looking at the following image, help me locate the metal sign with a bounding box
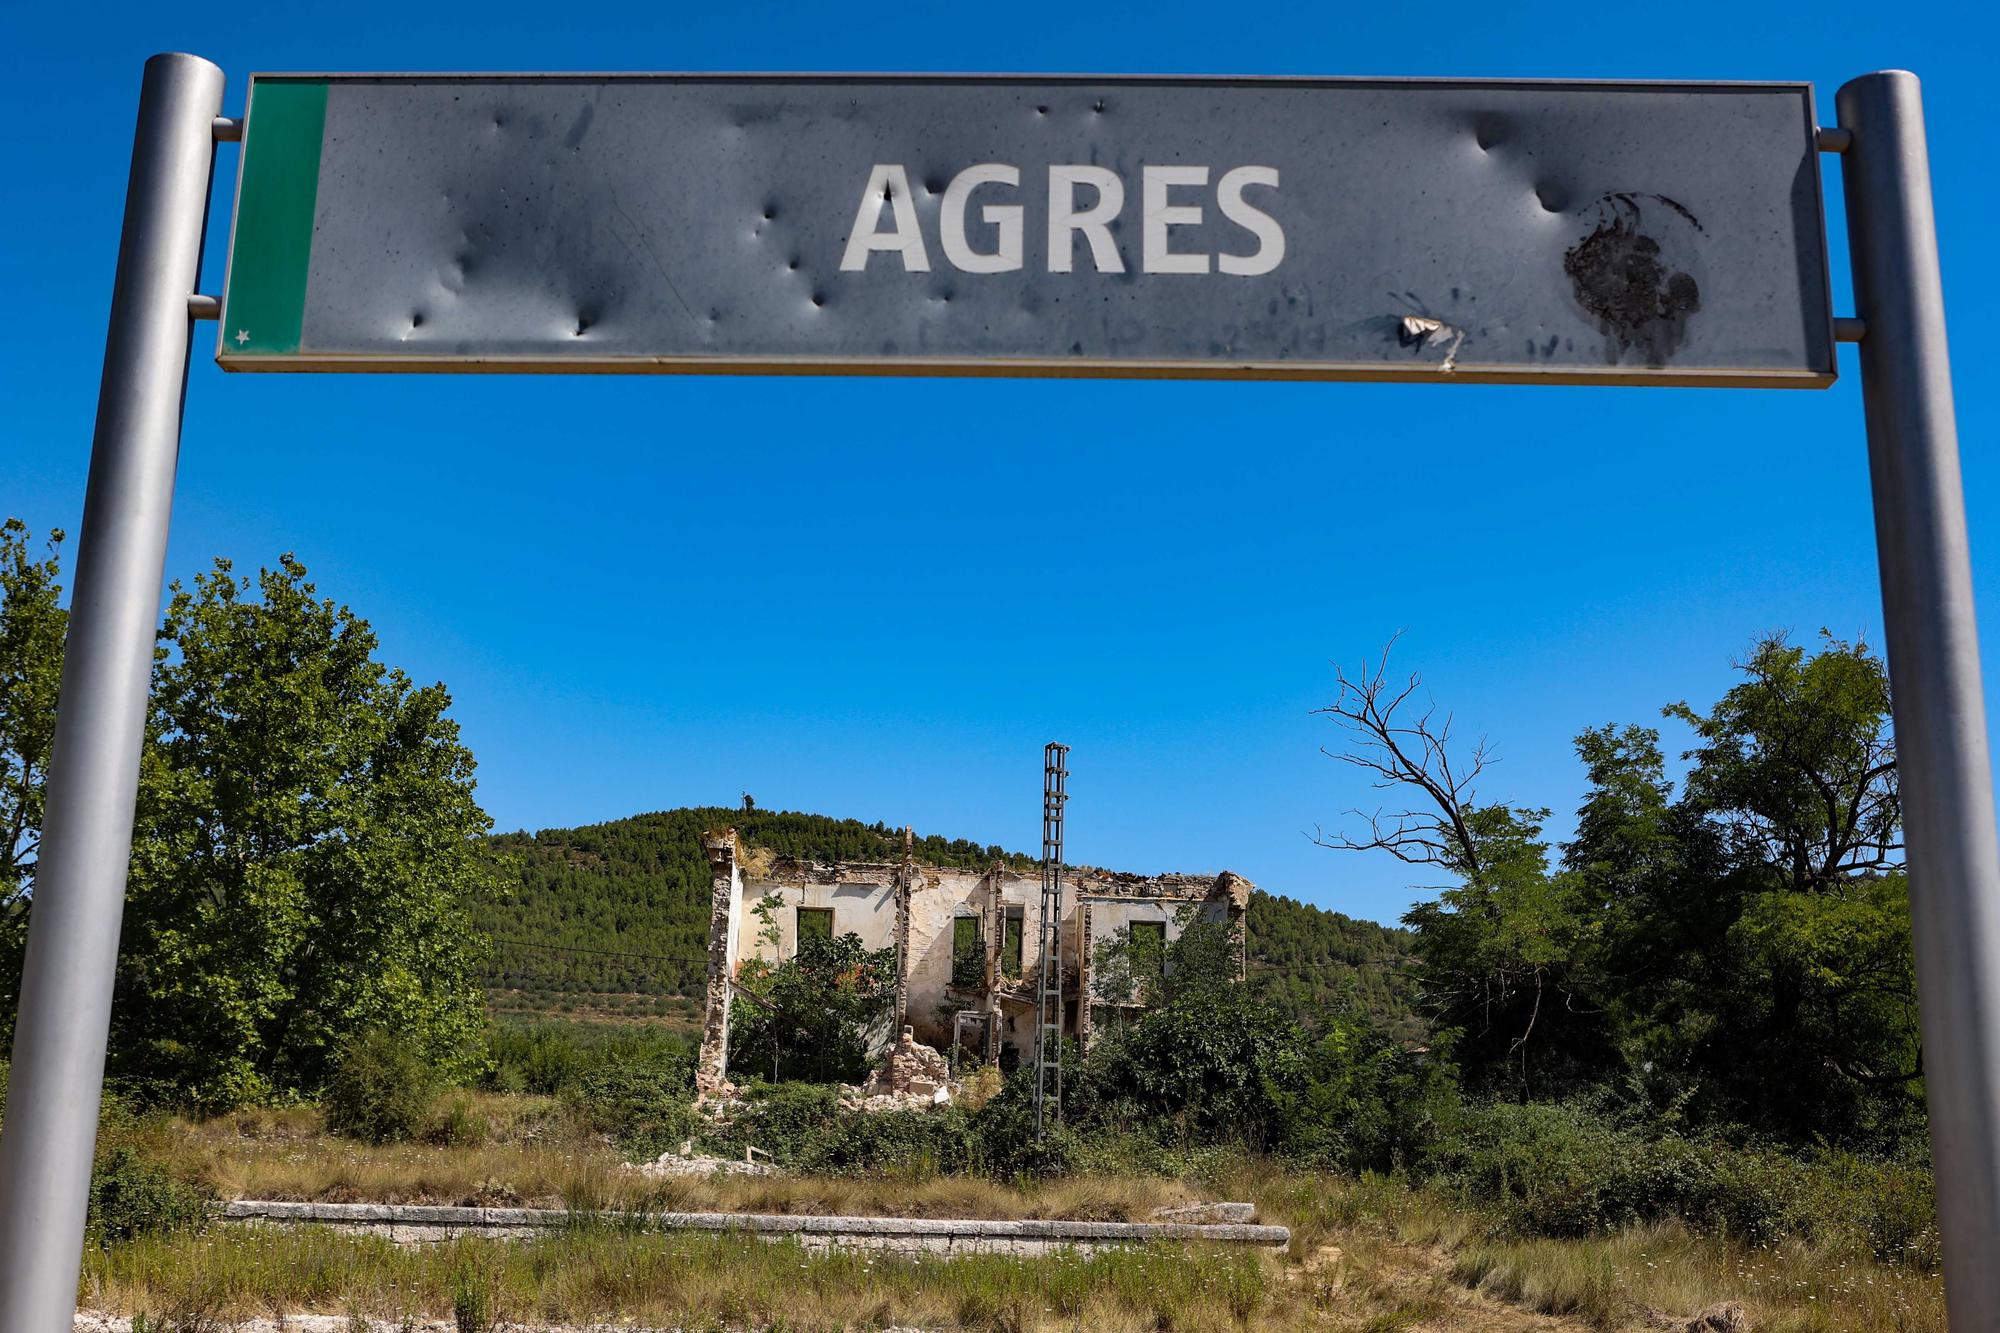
[217,75,1834,385]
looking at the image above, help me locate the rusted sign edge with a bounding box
[216,351,1837,388]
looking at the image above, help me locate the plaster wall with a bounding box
[736,874,901,962]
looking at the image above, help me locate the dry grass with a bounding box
[154,1099,1203,1220]
[1207,1162,1943,1333]
[1452,1222,1946,1332]
[88,1227,1281,1333]
[121,1097,1947,1332]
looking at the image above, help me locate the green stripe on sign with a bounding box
[222,80,328,356]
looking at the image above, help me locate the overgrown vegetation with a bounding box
[323,1029,441,1146]
[85,1160,1947,1332]
[0,515,1951,1327]
[1,528,495,1110]
[483,809,1418,1032]
[727,915,898,1084]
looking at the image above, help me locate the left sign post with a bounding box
[0,53,223,1332]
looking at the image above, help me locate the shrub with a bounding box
[961,1069,1080,1179]
[323,1029,437,1144]
[1431,1100,1706,1236]
[85,1092,210,1245]
[88,1143,208,1244]
[427,1094,490,1147]
[1424,1098,1941,1268]
[699,1080,986,1176]
[799,1106,977,1175]
[727,931,897,1084]
[486,1020,692,1097]
[1266,1021,1459,1173]
[565,1048,695,1158]
[703,1080,842,1163]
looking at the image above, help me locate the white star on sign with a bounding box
[234,329,250,345]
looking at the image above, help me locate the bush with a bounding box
[1424,1098,1941,1268]
[427,1093,490,1147]
[565,1047,695,1158]
[699,1080,987,1176]
[1266,1021,1458,1173]
[727,932,896,1084]
[88,1144,208,1244]
[1428,1100,1727,1237]
[960,1068,1080,1179]
[486,1020,691,1097]
[324,1029,437,1144]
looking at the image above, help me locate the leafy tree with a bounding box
[727,928,896,1084]
[1667,633,1899,895]
[322,1028,438,1144]
[1264,1017,1457,1170]
[1330,633,1921,1146]
[1649,634,1918,1143]
[1400,806,1614,1098]
[0,520,67,1024]
[1083,909,1297,1145]
[115,555,493,1106]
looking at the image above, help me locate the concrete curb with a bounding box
[218,1200,1290,1254]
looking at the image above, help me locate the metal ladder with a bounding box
[1033,742,1069,1139]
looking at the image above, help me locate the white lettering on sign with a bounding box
[1048,165,1125,274]
[941,163,1025,273]
[839,162,1283,275]
[1216,166,1285,276]
[1142,165,1209,274]
[839,164,932,272]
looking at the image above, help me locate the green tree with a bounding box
[1082,907,1304,1146]
[1667,633,1899,895]
[728,929,896,1084]
[0,520,68,1027]
[1651,634,1918,1143]
[115,555,493,1106]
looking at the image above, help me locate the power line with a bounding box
[487,936,710,967]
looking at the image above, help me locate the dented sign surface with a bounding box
[217,75,1835,385]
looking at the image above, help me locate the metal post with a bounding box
[0,52,221,1331]
[1839,69,2000,1330]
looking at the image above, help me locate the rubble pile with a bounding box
[845,1026,956,1112]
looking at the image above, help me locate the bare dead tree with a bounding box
[1311,635,1496,882]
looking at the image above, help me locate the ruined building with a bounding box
[695,828,1252,1095]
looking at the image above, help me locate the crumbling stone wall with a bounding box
[695,829,742,1098]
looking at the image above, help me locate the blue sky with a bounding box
[3,1,1994,929]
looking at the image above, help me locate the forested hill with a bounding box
[1245,892,1424,1043]
[480,808,1420,1037]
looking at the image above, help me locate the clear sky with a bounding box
[2,1,1994,929]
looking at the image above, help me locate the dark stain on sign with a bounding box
[1563,193,1704,366]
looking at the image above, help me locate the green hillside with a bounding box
[480,808,1421,1037]
[1245,891,1424,1042]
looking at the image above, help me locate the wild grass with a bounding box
[1451,1222,1947,1332]
[122,1097,1948,1331]
[87,1225,1278,1333]
[154,1098,1205,1219]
